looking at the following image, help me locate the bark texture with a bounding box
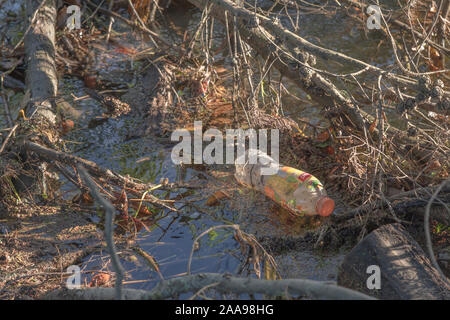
[338,223,450,300]
[24,0,58,123]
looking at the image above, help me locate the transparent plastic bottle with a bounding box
[235,150,334,216]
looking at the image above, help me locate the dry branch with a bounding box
[188,0,369,130]
[78,165,125,300]
[44,272,375,300]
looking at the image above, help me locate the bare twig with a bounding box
[424,179,450,285]
[0,123,18,154]
[77,165,125,300]
[105,0,115,43]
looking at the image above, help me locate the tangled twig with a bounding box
[424,178,450,285]
[77,165,125,300]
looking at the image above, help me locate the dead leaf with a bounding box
[369,119,377,133]
[114,45,137,55]
[215,66,228,74]
[429,46,443,71]
[61,119,74,135]
[325,146,335,155]
[130,202,153,216]
[206,190,231,206]
[83,75,97,89]
[316,130,330,142]
[72,192,93,205]
[89,272,111,287]
[426,159,441,172]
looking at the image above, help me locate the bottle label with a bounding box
[262,166,324,215]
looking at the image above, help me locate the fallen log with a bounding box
[3,0,60,197]
[337,223,450,300]
[43,272,375,300]
[24,0,58,124]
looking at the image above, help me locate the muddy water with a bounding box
[0,1,397,295]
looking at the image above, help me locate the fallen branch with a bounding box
[333,184,450,223]
[85,0,176,52]
[191,0,447,90]
[43,272,375,300]
[424,179,450,285]
[77,165,125,300]
[24,141,150,189]
[23,141,178,212]
[340,0,450,56]
[188,0,369,131]
[0,124,18,154]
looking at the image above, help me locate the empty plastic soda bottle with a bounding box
[235,150,334,216]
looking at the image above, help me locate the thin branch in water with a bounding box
[424,178,450,285]
[0,123,18,154]
[77,165,125,300]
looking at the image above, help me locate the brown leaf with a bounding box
[84,75,97,89]
[206,191,230,206]
[426,159,441,172]
[89,272,111,287]
[129,202,153,216]
[316,130,330,142]
[215,66,228,74]
[369,119,377,133]
[61,119,74,135]
[325,146,335,155]
[77,192,93,205]
[429,46,443,70]
[114,45,137,55]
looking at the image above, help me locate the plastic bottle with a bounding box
[235,150,334,217]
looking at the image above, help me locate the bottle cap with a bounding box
[316,197,335,216]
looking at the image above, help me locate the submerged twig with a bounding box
[0,123,18,154]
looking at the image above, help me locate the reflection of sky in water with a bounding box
[59,84,242,291]
[81,203,241,293]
